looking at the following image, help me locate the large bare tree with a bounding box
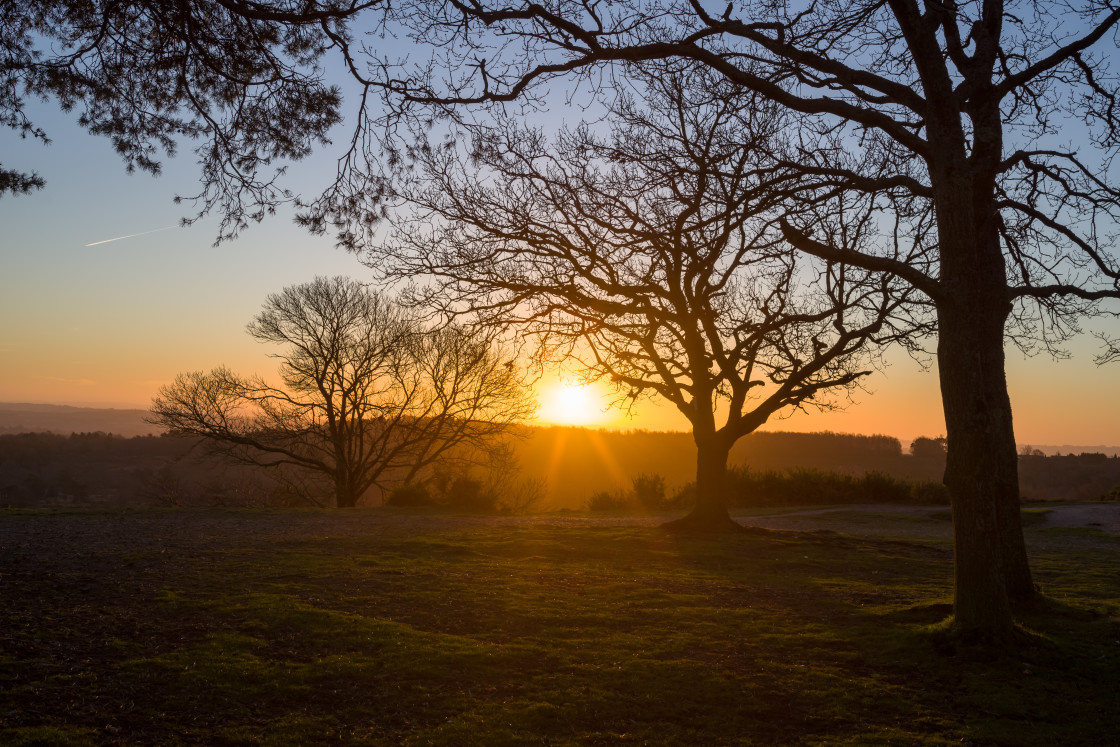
[150,277,534,507]
[377,68,924,528]
[293,0,1120,641]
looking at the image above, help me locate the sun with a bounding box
[538,380,604,426]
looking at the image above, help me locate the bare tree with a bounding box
[285,0,1120,640]
[149,277,535,508]
[376,68,923,529]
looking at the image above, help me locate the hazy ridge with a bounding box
[0,403,159,438]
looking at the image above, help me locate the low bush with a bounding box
[386,483,436,507]
[586,473,686,513]
[669,467,950,509]
[631,473,671,511]
[441,475,498,513]
[392,467,541,514]
[732,467,950,507]
[587,489,633,512]
[908,479,952,505]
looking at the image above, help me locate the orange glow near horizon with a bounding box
[3,344,1120,447]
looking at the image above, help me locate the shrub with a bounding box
[909,480,951,505]
[670,466,951,508]
[587,490,633,512]
[631,473,669,511]
[386,483,435,507]
[585,473,677,513]
[495,477,547,515]
[442,475,498,512]
[670,483,695,509]
[858,471,911,504]
[391,465,531,514]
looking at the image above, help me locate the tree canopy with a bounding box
[2,0,375,231]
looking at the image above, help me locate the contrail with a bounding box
[85,225,178,247]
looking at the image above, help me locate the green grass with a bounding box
[1,509,1117,745]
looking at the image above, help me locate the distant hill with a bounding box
[0,403,160,438]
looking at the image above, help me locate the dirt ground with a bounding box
[735,503,1120,534]
[0,504,1112,612]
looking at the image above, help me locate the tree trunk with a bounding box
[996,479,1036,603]
[334,471,359,508]
[937,302,1020,639]
[936,209,1034,638]
[918,87,1035,640]
[664,434,739,532]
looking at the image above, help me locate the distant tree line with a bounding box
[0,431,537,511]
[0,404,156,438]
[0,432,268,508]
[4,429,1117,510]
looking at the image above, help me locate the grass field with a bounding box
[1,507,1117,745]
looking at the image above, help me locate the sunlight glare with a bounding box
[539,381,604,426]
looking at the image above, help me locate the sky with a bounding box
[2,97,1120,448]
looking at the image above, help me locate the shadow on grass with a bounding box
[1,510,1117,745]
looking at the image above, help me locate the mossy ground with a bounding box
[1,508,1117,745]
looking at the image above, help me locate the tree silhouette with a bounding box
[910,437,948,461]
[294,0,1120,641]
[149,277,534,508]
[377,68,923,529]
[1,1,373,236]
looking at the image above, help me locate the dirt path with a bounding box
[1037,503,1120,534]
[737,504,937,519]
[733,503,1120,535]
